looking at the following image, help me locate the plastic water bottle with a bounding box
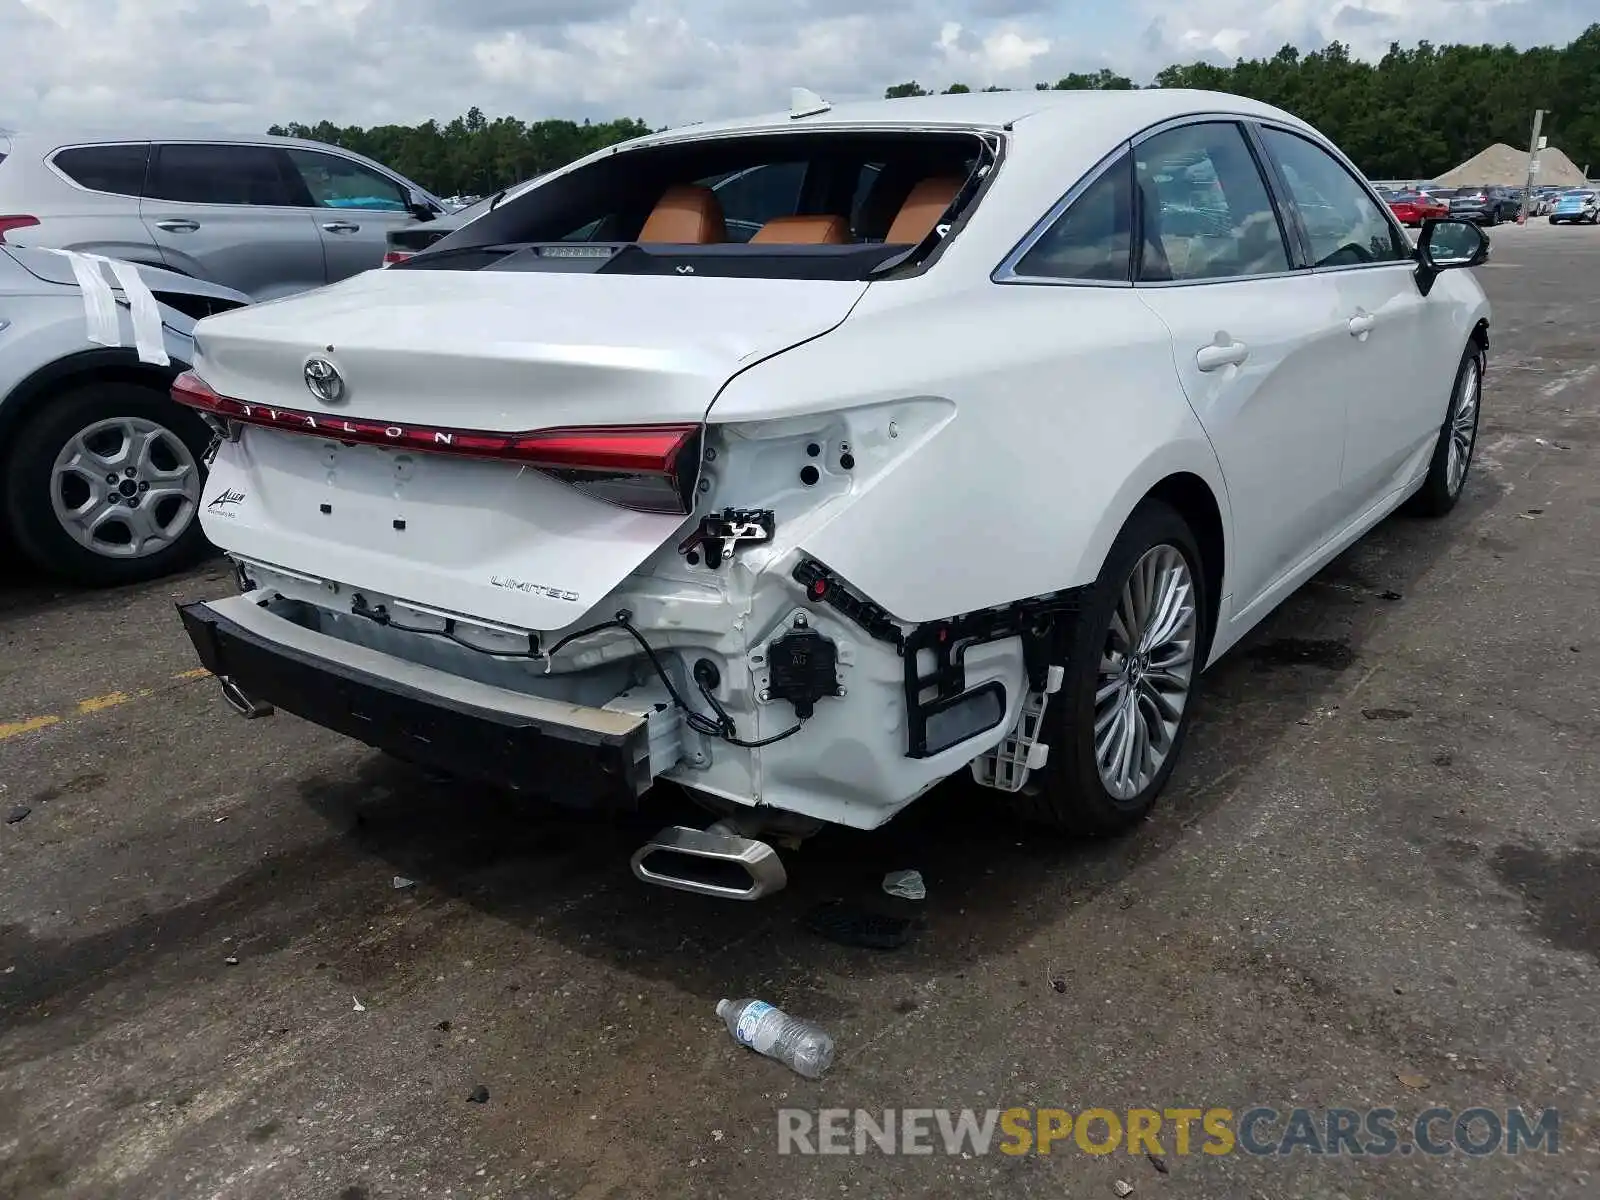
[716,998,835,1079]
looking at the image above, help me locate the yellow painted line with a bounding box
[0,715,62,741]
[77,691,132,715]
[3,672,207,741]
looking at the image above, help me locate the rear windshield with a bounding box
[394,129,996,281]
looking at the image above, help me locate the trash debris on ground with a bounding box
[6,806,31,825]
[803,900,917,950]
[213,815,228,823]
[1377,590,1403,600]
[392,876,416,890]
[467,1085,490,1104]
[1362,707,1413,721]
[352,997,366,1012]
[224,956,239,966]
[1049,975,1068,994]
[1113,1181,1134,1197]
[716,998,835,1079]
[1397,1071,1430,1090]
[434,1020,452,1032]
[882,869,925,900]
[1147,1153,1169,1174]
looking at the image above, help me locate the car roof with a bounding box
[6,128,375,154]
[635,88,1316,145]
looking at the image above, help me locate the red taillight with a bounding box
[171,370,701,514]
[382,250,413,266]
[0,215,40,242]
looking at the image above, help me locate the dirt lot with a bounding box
[2,220,1598,1199]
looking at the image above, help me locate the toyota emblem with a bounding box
[303,357,345,403]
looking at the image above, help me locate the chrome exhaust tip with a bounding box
[218,675,275,720]
[630,823,787,900]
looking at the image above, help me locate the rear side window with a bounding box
[1258,128,1409,267]
[1013,150,1133,282]
[146,143,301,206]
[285,148,409,212]
[699,162,807,242]
[53,144,150,196]
[1134,122,1290,283]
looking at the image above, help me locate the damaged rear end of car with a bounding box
[175,121,1060,900]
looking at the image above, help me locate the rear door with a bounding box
[19,143,162,264]
[281,148,419,282]
[1253,124,1437,511]
[141,142,326,300]
[1129,119,1348,614]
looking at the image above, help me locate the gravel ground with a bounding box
[1,219,1597,1199]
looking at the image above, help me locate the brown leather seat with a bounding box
[884,176,964,245]
[749,214,850,244]
[638,184,728,243]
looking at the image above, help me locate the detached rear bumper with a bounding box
[178,595,657,801]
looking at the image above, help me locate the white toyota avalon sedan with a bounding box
[169,88,1490,899]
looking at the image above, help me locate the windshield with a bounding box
[396,128,996,281]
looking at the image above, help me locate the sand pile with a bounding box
[1435,142,1588,187]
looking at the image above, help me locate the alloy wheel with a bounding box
[1447,356,1481,498]
[49,416,202,559]
[1094,544,1199,800]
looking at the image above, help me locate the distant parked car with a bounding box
[384,178,545,264]
[1443,185,1520,225]
[0,245,250,584]
[1549,189,1599,224]
[0,131,449,300]
[1384,189,1450,226]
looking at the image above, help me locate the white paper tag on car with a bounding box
[100,256,170,367]
[40,248,170,367]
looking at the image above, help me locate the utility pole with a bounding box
[1520,109,1545,223]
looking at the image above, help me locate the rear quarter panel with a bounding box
[710,280,1231,624]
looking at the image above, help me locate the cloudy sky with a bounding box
[2,0,1594,133]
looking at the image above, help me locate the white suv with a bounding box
[170,89,1491,899]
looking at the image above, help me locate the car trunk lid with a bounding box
[186,267,869,630]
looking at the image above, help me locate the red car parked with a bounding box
[1383,189,1450,226]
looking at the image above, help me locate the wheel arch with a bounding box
[0,348,190,465]
[1141,471,1225,650]
[1066,439,1232,639]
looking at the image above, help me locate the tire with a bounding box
[2,381,214,586]
[1011,499,1209,834]
[1405,341,1483,519]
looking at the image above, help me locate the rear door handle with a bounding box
[155,219,199,233]
[1196,339,1249,372]
[1348,312,1377,338]
[322,221,361,233]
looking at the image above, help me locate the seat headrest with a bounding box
[884,176,964,245]
[638,184,727,244]
[749,215,850,244]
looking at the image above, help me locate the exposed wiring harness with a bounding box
[348,596,803,749]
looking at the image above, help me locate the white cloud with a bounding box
[0,0,1592,136]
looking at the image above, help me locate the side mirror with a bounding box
[406,189,437,222]
[1414,217,1488,297]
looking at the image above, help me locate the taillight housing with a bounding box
[0,215,40,242]
[171,370,702,514]
[382,250,413,266]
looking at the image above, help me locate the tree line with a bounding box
[273,24,1600,194]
